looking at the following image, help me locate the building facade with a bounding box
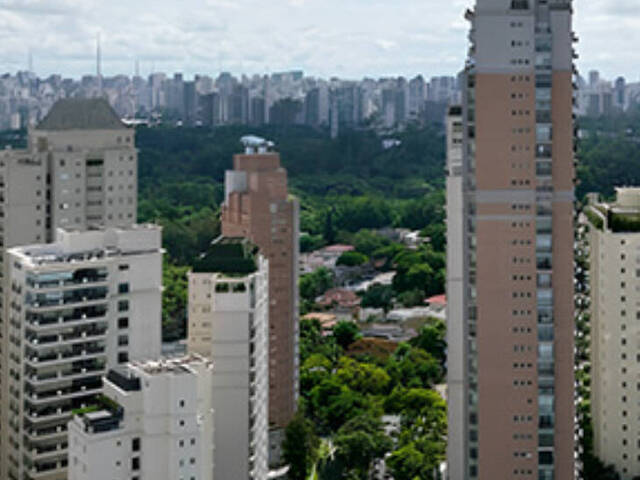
[587,188,640,480]
[447,1,576,478]
[1,226,162,480]
[220,137,299,428]
[68,356,214,480]
[0,98,148,480]
[188,237,269,480]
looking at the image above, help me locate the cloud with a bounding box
[0,0,633,81]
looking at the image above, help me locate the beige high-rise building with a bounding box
[588,188,640,480]
[0,98,158,480]
[221,136,299,428]
[447,1,576,479]
[188,237,269,480]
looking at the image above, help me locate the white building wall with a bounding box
[445,108,468,480]
[188,255,269,480]
[590,211,640,479]
[68,357,214,480]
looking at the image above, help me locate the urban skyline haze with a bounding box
[0,0,635,80]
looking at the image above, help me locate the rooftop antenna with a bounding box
[96,33,103,95]
[28,48,33,73]
[135,58,140,78]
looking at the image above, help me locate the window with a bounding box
[132,438,140,452]
[118,283,130,294]
[118,352,129,364]
[118,335,129,347]
[118,300,129,312]
[118,317,129,329]
[132,457,140,471]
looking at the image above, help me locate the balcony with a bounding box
[25,366,106,387]
[26,270,108,291]
[26,309,108,331]
[27,458,68,480]
[25,383,102,405]
[27,287,108,310]
[24,425,68,442]
[25,346,106,367]
[25,406,73,423]
[26,328,107,349]
[27,442,68,461]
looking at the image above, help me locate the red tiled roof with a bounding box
[425,294,447,306]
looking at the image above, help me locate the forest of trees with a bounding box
[133,124,448,340]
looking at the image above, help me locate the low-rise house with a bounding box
[316,288,361,319]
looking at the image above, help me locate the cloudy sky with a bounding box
[0,0,635,81]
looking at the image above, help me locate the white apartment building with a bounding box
[0,97,137,250]
[0,97,145,480]
[68,355,214,480]
[188,237,269,480]
[2,226,162,480]
[588,188,640,480]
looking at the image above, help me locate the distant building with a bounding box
[68,355,214,480]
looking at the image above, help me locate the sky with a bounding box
[0,0,636,81]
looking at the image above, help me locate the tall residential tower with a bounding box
[221,136,299,428]
[0,98,161,480]
[447,1,576,479]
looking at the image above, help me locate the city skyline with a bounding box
[0,0,635,80]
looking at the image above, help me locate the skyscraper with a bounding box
[221,136,299,429]
[447,1,576,479]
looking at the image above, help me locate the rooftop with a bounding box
[586,188,640,233]
[36,98,126,131]
[9,225,161,267]
[130,354,212,377]
[193,236,259,275]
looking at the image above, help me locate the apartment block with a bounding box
[1,226,162,480]
[587,188,640,480]
[447,1,576,478]
[68,355,214,480]
[188,237,269,480]
[0,97,144,479]
[221,136,299,428]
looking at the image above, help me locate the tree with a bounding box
[336,357,391,395]
[352,229,390,256]
[333,321,361,350]
[308,377,371,434]
[386,443,427,480]
[162,260,189,341]
[361,283,394,311]
[410,319,446,365]
[337,251,369,267]
[334,414,393,479]
[386,344,443,388]
[397,289,425,307]
[282,413,319,480]
[300,233,325,253]
[299,267,334,303]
